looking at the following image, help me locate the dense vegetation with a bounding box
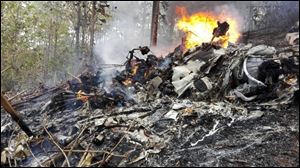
[1,1,110,90]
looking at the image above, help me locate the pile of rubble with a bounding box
[1,22,299,167]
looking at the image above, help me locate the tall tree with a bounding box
[89,1,96,65]
[81,1,87,53]
[75,1,82,58]
[1,1,110,90]
[150,1,159,47]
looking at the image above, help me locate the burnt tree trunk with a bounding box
[150,1,159,47]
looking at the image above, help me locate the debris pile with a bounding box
[1,21,299,167]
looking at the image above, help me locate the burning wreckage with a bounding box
[1,15,299,167]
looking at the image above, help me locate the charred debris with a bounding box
[1,21,299,167]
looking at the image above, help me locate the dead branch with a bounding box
[8,90,27,101]
[77,143,92,167]
[61,126,87,167]
[12,67,92,108]
[41,145,57,167]
[101,124,133,166]
[67,71,82,83]
[42,130,93,167]
[43,126,71,167]
[63,150,125,157]
[1,92,34,137]
[12,86,61,107]
[1,65,12,74]
[25,142,45,167]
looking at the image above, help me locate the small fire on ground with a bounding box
[176,7,240,49]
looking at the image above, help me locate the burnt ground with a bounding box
[1,90,299,167]
[1,30,299,167]
[140,103,299,167]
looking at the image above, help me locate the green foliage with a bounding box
[1,1,110,91]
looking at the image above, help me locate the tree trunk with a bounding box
[89,1,96,65]
[150,1,159,47]
[54,27,58,58]
[54,16,58,58]
[44,19,52,82]
[81,1,87,53]
[75,1,82,58]
[166,3,176,44]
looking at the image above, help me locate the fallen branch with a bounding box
[100,124,133,167]
[43,126,70,167]
[42,131,93,167]
[8,90,27,101]
[12,67,92,108]
[25,142,45,167]
[77,144,92,167]
[12,86,61,107]
[63,150,125,157]
[67,71,82,83]
[61,126,87,167]
[1,92,34,137]
[40,145,57,167]
[1,65,12,74]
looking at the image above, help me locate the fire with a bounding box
[122,64,139,86]
[122,79,132,86]
[176,7,240,49]
[132,64,139,76]
[76,90,89,102]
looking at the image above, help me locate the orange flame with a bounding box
[122,78,132,86]
[76,90,89,102]
[122,64,140,86]
[132,64,139,76]
[176,7,240,49]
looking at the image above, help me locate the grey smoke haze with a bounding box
[93,2,151,91]
[94,1,299,65]
[94,2,244,64]
[94,1,152,65]
[90,1,298,92]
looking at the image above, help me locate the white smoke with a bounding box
[94,1,152,65]
[212,4,246,32]
[94,1,299,65]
